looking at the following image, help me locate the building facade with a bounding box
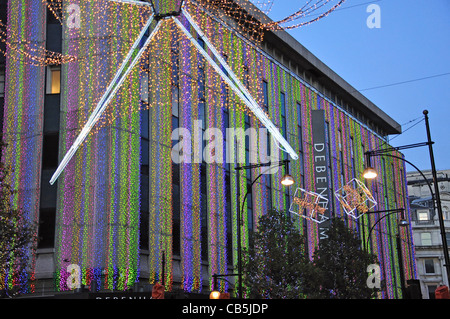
[408,169,450,299]
[0,0,416,298]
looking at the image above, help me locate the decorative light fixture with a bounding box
[334,178,377,220]
[289,187,329,224]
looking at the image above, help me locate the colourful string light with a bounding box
[1,0,416,298]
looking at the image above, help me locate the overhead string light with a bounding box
[1,0,347,66]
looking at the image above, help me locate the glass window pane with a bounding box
[46,66,61,94]
[0,68,4,97]
[424,259,435,273]
[421,232,432,245]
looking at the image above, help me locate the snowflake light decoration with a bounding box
[334,178,377,219]
[289,187,329,224]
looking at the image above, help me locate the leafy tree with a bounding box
[310,217,378,299]
[242,209,313,298]
[0,139,37,296]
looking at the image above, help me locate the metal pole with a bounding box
[236,166,243,298]
[234,161,289,298]
[423,110,450,285]
[365,209,404,253]
[396,233,407,298]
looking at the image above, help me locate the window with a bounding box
[38,208,56,248]
[46,66,61,94]
[350,136,356,179]
[0,67,4,98]
[262,80,269,111]
[171,52,181,254]
[421,232,432,246]
[42,134,59,169]
[141,72,149,104]
[424,259,435,274]
[140,108,150,250]
[443,206,449,220]
[200,161,208,261]
[428,285,437,299]
[243,65,249,89]
[280,91,287,160]
[338,129,344,186]
[417,209,429,221]
[296,102,304,187]
[140,109,149,176]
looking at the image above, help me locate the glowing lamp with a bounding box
[209,290,221,299]
[363,167,378,180]
[281,174,295,186]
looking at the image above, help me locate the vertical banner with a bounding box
[311,110,331,241]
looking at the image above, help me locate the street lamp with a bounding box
[363,110,450,285]
[209,273,237,299]
[365,208,409,298]
[362,166,378,180]
[280,173,295,186]
[365,208,408,252]
[234,159,294,298]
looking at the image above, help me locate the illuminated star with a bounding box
[50,0,301,184]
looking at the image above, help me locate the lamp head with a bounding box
[363,167,378,180]
[281,174,295,186]
[398,219,409,227]
[209,290,221,299]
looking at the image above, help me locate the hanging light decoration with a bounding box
[1,0,378,295]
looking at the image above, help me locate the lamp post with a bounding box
[363,110,450,285]
[364,208,409,298]
[234,159,294,298]
[364,208,407,251]
[209,273,239,299]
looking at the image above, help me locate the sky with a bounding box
[261,0,450,172]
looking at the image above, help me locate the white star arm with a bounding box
[105,0,153,7]
[50,15,160,185]
[176,10,299,160]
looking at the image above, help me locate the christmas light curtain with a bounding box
[1,0,45,294]
[54,0,144,291]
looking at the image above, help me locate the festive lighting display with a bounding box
[1,0,416,299]
[289,187,328,224]
[51,0,147,291]
[335,178,377,219]
[0,0,47,294]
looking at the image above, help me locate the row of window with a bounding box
[419,232,450,247]
[414,208,450,221]
[0,67,4,98]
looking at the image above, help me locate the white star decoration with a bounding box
[49,0,300,184]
